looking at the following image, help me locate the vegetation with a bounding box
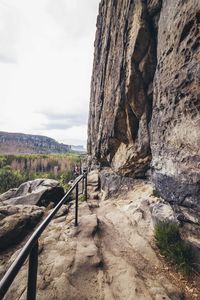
[152,189,161,198]
[0,153,83,194]
[79,194,87,202]
[155,222,192,276]
[0,166,24,193]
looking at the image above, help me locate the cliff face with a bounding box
[88,0,200,206]
[151,0,200,208]
[88,0,161,177]
[0,131,71,154]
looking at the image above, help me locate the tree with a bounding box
[0,166,24,194]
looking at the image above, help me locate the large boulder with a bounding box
[0,179,65,207]
[0,205,44,251]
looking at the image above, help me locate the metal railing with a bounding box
[0,172,87,300]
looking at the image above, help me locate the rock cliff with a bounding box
[151,0,200,208]
[0,131,71,154]
[88,0,200,207]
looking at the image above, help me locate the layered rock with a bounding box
[0,179,65,251]
[0,205,44,251]
[88,0,200,207]
[0,179,65,207]
[88,0,161,177]
[151,0,200,208]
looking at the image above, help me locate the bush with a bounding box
[155,222,192,275]
[0,156,7,168]
[152,189,161,198]
[59,173,73,192]
[79,195,87,202]
[0,166,24,193]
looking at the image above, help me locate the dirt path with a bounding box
[90,187,184,300]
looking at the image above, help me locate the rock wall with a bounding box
[88,0,200,207]
[151,0,200,208]
[88,0,162,177]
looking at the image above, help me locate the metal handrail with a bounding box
[0,172,87,300]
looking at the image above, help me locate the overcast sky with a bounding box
[0,0,100,147]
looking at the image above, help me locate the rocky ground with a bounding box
[1,171,200,300]
[0,179,65,252]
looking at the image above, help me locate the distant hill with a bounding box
[0,131,71,154]
[71,145,86,153]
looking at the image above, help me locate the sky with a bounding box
[0,0,100,147]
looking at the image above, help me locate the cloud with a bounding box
[46,0,99,39]
[40,111,87,130]
[0,1,99,146]
[0,1,20,63]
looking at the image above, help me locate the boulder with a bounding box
[87,170,99,189]
[0,205,44,251]
[150,201,179,225]
[0,179,65,207]
[176,206,200,225]
[87,170,100,199]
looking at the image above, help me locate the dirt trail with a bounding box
[89,184,184,300]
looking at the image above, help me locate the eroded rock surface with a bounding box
[88,0,200,206]
[0,179,64,207]
[88,0,161,177]
[0,179,64,251]
[0,205,44,251]
[151,0,200,207]
[150,202,179,226]
[1,181,187,300]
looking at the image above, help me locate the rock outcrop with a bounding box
[88,0,200,207]
[0,179,65,207]
[0,179,64,251]
[0,205,44,251]
[1,180,191,300]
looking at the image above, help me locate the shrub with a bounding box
[59,173,73,192]
[79,195,87,202]
[152,189,161,198]
[155,222,192,275]
[0,156,7,168]
[0,166,24,193]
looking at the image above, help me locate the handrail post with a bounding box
[84,173,87,201]
[75,183,79,226]
[27,241,39,300]
[82,176,84,194]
